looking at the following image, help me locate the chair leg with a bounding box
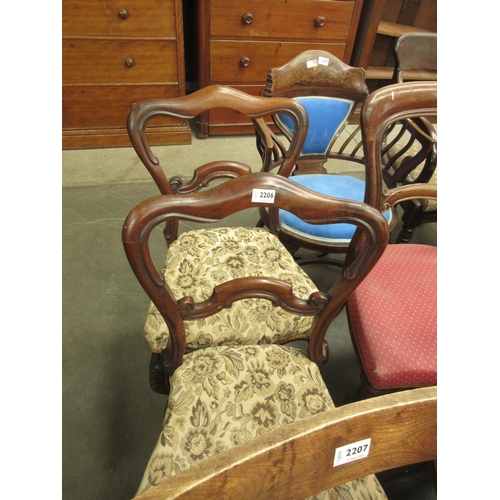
[395,224,415,244]
[149,352,170,395]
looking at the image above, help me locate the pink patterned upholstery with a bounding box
[347,244,436,390]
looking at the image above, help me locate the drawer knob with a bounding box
[241,12,253,25]
[240,57,251,68]
[118,9,128,20]
[125,58,134,68]
[315,16,326,27]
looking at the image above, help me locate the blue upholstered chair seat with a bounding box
[280,175,392,243]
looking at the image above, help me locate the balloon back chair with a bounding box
[127,84,307,245]
[383,33,437,243]
[122,170,388,394]
[127,85,319,393]
[123,172,392,498]
[346,81,438,398]
[255,50,395,261]
[131,386,436,499]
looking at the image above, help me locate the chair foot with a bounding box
[395,226,414,244]
[149,352,170,395]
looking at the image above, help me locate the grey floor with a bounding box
[62,130,437,500]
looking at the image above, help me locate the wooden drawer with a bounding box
[63,84,183,130]
[209,40,346,83]
[62,39,179,84]
[62,0,176,37]
[210,0,355,41]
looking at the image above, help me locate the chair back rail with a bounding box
[133,386,437,500]
[127,85,309,195]
[361,81,438,210]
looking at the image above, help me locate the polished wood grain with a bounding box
[208,41,347,84]
[209,0,356,41]
[132,387,436,500]
[62,0,177,37]
[196,0,365,136]
[62,0,189,149]
[62,39,179,84]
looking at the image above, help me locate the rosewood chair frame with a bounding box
[255,50,399,261]
[123,173,388,390]
[387,33,437,243]
[127,85,309,244]
[347,81,438,398]
[258,49,369,176]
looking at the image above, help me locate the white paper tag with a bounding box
[252,189,276,203]
[318,56,329,66]
[306,59,318,68]
[333,438,371,467]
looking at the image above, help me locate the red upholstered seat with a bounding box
[347,244,436,391]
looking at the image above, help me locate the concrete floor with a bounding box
[62,129,437,500]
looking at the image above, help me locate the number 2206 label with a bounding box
[333,438,371,467]
[252,189,275,203]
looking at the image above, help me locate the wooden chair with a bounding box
[127,84,308,244]
[385,33,438,243]
[123,173,388,394]
[122,172,393,498]
[258,49,369,176]
[392,33,437,84]
[346,81,438,398]
[255,50,395,260]
[132,386,437,499]
[126,86,316,393]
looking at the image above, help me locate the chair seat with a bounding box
[135,344,387,500]
[280,175,392,243]
[144,227,320,352]
[347,244,437,390]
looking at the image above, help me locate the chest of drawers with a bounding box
[62,0,190,149]
[196,0,365,136]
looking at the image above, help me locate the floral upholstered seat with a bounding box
[134,344,387,500]
[144,227,320,352]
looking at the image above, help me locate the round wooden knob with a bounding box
[240,57,251,68]
[315,16,326,27]
[125,58,134,68]
[242,12,253,25]
[118,9,128,20]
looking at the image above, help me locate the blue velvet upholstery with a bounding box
[277,97,353,155]
[280,175,392,242]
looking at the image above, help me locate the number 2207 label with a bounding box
[252,189,275,203]
[333,438,371,467]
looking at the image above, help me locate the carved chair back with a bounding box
[386,33,437,243]
[127,85,309,243]
[260,49,369,176]
[123,173,388,375]
[346,81,438,397]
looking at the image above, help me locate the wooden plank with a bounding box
[366,66,437,80]
[377,20,433,37]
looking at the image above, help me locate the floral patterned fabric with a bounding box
[144,227,320,352]
[135,345,387,500]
